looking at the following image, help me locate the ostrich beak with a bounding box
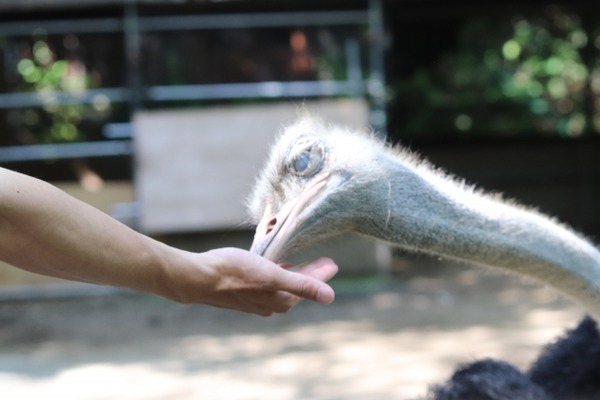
[250,173,329,262]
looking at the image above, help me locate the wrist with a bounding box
[151,244,217,304]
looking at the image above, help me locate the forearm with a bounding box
[0,168,337,315]
[0,168,173,294]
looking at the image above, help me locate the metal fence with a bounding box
[0,0,386,163]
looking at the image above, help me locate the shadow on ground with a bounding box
[0,258,585,400]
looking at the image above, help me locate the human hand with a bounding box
[160,247,338,316]
[0,168,336,315]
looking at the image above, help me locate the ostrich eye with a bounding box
[293,150,311,173]
[286,137,326,177]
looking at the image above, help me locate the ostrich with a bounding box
[247,113,600,399]
[428,316,600,400]
[248,113,600,317]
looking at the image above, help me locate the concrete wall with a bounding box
[134,99,370,233]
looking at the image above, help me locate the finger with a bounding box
[205,291,291,317]
[272,272,336,305]
[277,258,338,304]
[294,257,339,282]
[224,249,338,305]
[264,291,301,313]
[241,291,302,316]
[203,297,274,317]
[285,257,333,273]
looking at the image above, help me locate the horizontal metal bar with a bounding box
[0,80,365,109]
[0,88,129,109]
[0,140,132,162]
[103,122,133,139]
[0,17,123,36]
[0,10,367,37]
[138,11,368,32]
[112,201,142,220]
[147,80,366,101]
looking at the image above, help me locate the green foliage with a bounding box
[14,38,107,144]
[391,9,593,139]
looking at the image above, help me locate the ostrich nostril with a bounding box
[266,218,277,235]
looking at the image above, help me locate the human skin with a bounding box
[0,167,337,316]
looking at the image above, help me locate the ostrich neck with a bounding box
[368,156,600,317]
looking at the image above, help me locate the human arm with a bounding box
[0,167,337,315]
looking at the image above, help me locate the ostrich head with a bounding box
[248,113,600,320]
[248,113,405,262]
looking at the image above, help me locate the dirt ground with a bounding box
[0,258,586,400]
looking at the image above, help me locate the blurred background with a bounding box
[0,0,598,399]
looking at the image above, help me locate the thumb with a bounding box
[276,258,338,304]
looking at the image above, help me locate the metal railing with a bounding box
[0,1,386,162]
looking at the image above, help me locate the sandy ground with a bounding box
[0,259,586,400]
